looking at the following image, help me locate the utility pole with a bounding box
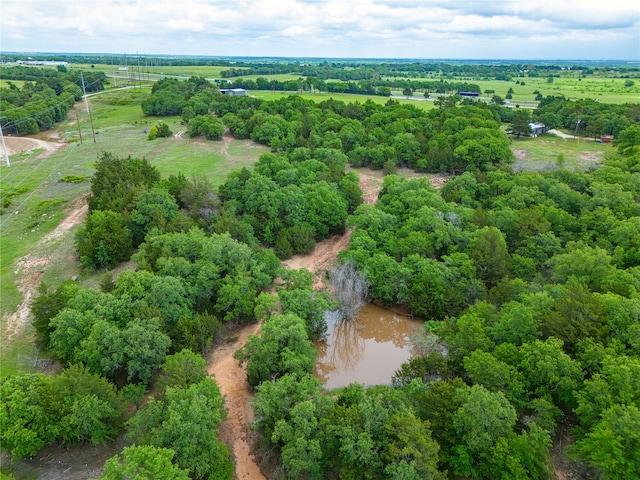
[112,60,117,87]
[0,122,10,167]
[80,71,96,143]
[75,109,83,144]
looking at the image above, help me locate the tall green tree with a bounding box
[0,374,56,458]
[234,313,316,387]
[468,226,511,288]
[510,110,532,138]
[571,404,640,480]
[127,379,232,480]
[100,446,190,480]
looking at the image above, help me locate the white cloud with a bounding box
[1,0,638,59]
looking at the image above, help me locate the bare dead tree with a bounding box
[19,346,55,373]
[329,261,368,321]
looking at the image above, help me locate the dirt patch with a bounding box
[3,136,64,158]
[355,169,383,206]
[1,437,128,480]
[42,195,89,244]
[579,151,603,163]
[429,175,450,189]
[283,232,352,289]
[512,149,530,161]
[548,129,575,140]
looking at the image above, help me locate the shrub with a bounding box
[148,125,158,140]
[156,122,173,138]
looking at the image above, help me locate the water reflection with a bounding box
[314,304,424,389]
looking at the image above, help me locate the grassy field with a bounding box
[225,73,303,82]
[70,63,251,82]
[510,132,612,172]
[251,90,436,110]
[474,76,639,105]
[394,74,640,106]
[0,78,26,89]
[0,88,269,378]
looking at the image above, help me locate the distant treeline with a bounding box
[3,54,638,77]
[536,95,640,138]
[220,61,640,81]
[229,76,481,95]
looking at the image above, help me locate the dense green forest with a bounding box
[1,68,640,479]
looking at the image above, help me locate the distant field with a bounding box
[68,63,244,85]
[148,65,247,78]
[251,90,436,110]
[477,76,639,105]
[225,73,302,82]
[0,78,26,89]
[394,74,640,105]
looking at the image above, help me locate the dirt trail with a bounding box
[3,195,89,341]
[3,136,64,157]
[207,322,264,480]
[283,169,383,286]
[220,128,233,159]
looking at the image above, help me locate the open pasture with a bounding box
[385,71,639,106]
[0,78,26,89]
[510,131,611,172]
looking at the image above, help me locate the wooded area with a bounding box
[1,60,639,479]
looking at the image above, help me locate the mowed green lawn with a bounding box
[0,88,268,377]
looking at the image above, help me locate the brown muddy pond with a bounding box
[314,304,424,389]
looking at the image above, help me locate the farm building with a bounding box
[220,88,247,96]
[529,122,547,135]
[16,60,68,67]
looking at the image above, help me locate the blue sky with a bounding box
[2,0,639,60]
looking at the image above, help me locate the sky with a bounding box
[1,0,639,60]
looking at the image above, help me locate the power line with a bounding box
[0,76,102,117]
[1,78,103,132]
[0,138,80,231]
[0,123,9,167]
[80,71,97,143]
